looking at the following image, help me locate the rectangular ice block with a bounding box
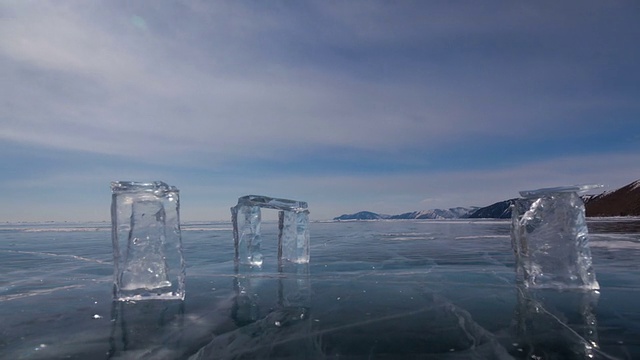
[511,185,600,290]
[111,181,185,301]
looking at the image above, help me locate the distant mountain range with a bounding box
[334,178,640,220]
[334,207,478,221]
[333,206,478,220]
[467,199,517,219]
[334,211,387,220]
[389,207,479,220]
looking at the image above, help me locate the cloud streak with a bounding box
[1,1,639,221]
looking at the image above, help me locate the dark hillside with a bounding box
[586,180,640,217]
[467,199,517,219]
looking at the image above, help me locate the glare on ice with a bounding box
[111,181,185,301]
[231,195,310,266]
[511,185,601,290]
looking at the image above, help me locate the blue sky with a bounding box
[1,1,639,221]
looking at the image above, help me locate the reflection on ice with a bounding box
[193,291,515,359]
[232,262,311,328]
[188,259,517,359]
[512,285,601,359]
[190,262,313,359]
[109,300,186,359]
[189,306,317,359]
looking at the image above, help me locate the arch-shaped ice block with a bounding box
[231,195,310,266]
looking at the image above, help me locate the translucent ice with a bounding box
[513,285,600,358]
[511,185,601,290]
[232,263,311,327]
[279,210,310,264]
[111,181,185,301]
[231,195,310,266]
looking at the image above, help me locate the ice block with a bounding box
[511,185,601,290]
[231,195,310,266]
[111,181,185,301]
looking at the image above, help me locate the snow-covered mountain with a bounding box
[389,207,478,220]
[585,179,640,217]
[333,179,640,221]
[467,178,640,218]
[333,211,390,220]
[467,199,517,219]
[333,207,477,221]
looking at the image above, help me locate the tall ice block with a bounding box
[511,185,601,290]
[111,181,185,301]
[231,195,310,266]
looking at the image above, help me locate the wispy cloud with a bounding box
[1,1,639,221]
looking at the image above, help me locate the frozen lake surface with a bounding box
[1,219,639,359]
